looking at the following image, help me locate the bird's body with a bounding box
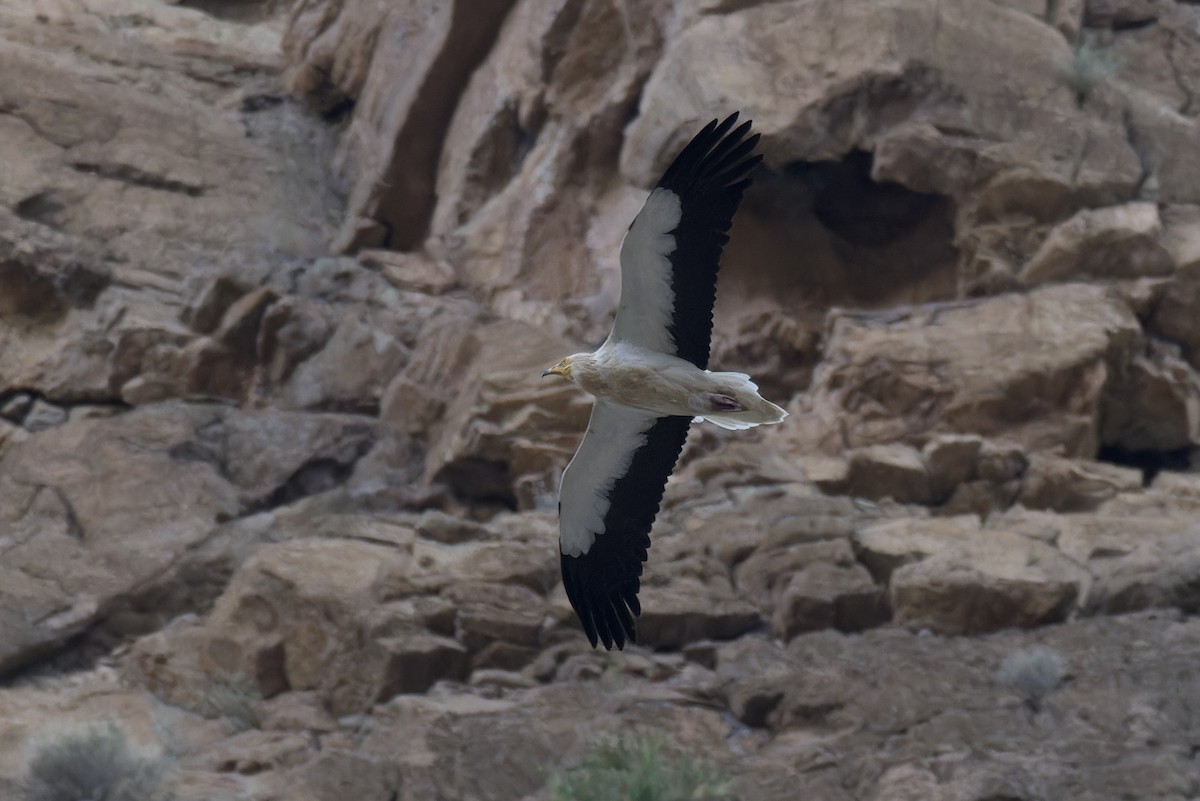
[561,342,786,431]
[544,113,784,649]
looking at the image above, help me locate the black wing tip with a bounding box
[660,111,762,194]
[561,552,639,651]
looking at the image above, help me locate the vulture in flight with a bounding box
[543,113,786,649]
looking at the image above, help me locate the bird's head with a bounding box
[542,356,574,380]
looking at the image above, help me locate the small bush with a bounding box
[189,673,262,730]
[550,735,730,801]
[996,646,1069,713]
[22,723,170,801]
[1062,39,1118,105]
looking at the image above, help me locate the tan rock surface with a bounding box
[1020,202,1174,284]
[804,284,1142,456]
[0,404,240,675]
[4,0,1200,799]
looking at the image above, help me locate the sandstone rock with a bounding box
[770,560,887,639]
[20,611,1200,801]
[2,0,332,266]
[802,455,852,494]
[888,532,1087,634]
[806,284,1142,456]
[870,765,943,801]
[0,404,240,676]
[218,409,378,505]
[626,0,1139,213]
[427,0,668,341]
[0,211,110,326]
[281,752,402,801]
[275,312,409,412]
[358,249,457,294]
[715,635,852,731]
[1123,91,1200,206]
[735,538,885,639]
[676,478,860,575]
[256,296,337,392]
[22,399,68,432]
[1161,205,1200,271]
[380,303,489,439]
[444,582,546,660]
[132,537,414,715]
[1084,0,1166,30]
[427,0,581,238]
[264,259,485,414]
[922,434,983,501]
[1020,202,1174,285]
[841,444,935,505]
[183,275,254,336]
[0,670,212,792]
[1149,276,1200,370]
[0,0,337,411]
[414,510,491,544]
[124,511,556,715]
[1056,515,1200,615]
[1102,340,1200,452]
[854,515,1091,633]
[853,517,985,582]
[9,0,1200,798]
[285,0,518,251]
[416,319,590,509]
[199,729,312,775]
[1018,453,1144,512]
[635,582,763,650]
[714,637,798,728]
[374,633,469,698]
[255,691,338,733]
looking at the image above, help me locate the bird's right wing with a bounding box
[558,400,692,649]
[610,113,762,370]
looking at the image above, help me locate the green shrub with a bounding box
[996,645,1068,713]
[188,673,262,730]
[1062,39,1118,105]
[22,723,171,801]
[550,735,730,801]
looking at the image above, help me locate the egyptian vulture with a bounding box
[542,113,787,650]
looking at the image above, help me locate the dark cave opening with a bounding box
[711,148,960,398]
[1097,444,1196,486]
[730,148,960,308]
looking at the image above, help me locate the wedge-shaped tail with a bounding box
[692,371,788,430]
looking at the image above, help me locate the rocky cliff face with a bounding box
[2,0,1200,799]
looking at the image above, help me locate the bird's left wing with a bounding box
[559,400,692,649]
[610,113,762,369]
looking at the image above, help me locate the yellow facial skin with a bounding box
[542,357,573,379]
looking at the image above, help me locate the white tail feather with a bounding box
[695,371,788,430]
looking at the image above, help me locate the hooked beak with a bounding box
[543,362,568,379]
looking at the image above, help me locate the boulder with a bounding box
[1056,515,1200,614]
[409,319,591,509]
[625,0,1139,213]
[1103,340,1200,452]
[0,404,240,676]
[1020,202,1174,285]
[1018,453,1143,512]
[854,517,1090,634]
[922,434,984,501]
[889,541,1086,634]
[125,537,433,715]
[805,284,1142,456]
[635,582,763,649]
[841,444,935,505]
